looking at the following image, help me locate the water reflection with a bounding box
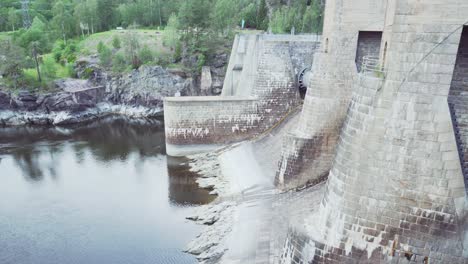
[0,116,214,264]
[167,156,216,206]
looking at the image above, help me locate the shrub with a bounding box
[112,53,127,73]
[41,56,57,80]
[173,42,182,62]
[139,45,153,64]
[112,36,121,49]
[52,40,66,62]
[98,44,112,67]
[63,42,77,63]
[97,41,105,54]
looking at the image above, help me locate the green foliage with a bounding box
[82,67,94,79]
[239,3,257,28]
[0,0,324,86]
[8,8,20,31]
[0,40,25,89]
[52,39,78,64]
[97,41,105,54]
[52,0,76,43]
[173,42,182,62]
[197,53,206,72]
[15,17,50,52]
[112,53,127,73]
[98,43,112,67]
[257,0,269,31]
[212,0,238,34]
[178,0,211,35]
[301,0,324,33]
[162,13,180,50]
[270,6,303,34]
[41,56,57,80]
[123,27,141,69]
[139,45,153,64]
[112,36,121,49]
[52,40,66,62]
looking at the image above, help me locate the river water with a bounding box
[0,117,215,264]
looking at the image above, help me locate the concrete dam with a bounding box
[164,0,468,263]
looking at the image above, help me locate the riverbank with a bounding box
[0,102,163,126]
[0,65,188,126]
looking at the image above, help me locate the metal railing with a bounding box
[360,56,386,78]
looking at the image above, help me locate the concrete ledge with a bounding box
[165,96,257,102]
[164,97,263,146]
[166,143,226,157]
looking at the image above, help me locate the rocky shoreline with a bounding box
[0,65,192,126]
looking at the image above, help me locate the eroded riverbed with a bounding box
[0,117,215,264]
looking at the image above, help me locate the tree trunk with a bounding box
[158,0,162,27]
[32,45,42,83]
[61,22,67,44]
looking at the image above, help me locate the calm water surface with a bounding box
[0,117,215,264]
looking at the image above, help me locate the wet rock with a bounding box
[0,91,15,110]
[186,215,199,221]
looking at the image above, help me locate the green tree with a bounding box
[112,53,126,72]
[139,45,153,64]
[257,0,269,30]
[41,56,57,80]
[8,8,20,31]
[15,17,50,82]
[98,43,112,66]
[97,41,105,54]
[212,0,238,34]
[112,36,121,49]
[0,40,25,89]
[162,13,180,50]
[52,0,75,44]
[123,26,141,69]
[74,0,98,37]
[239,3,257,28]
[32,0,54,21]
[97,0,117,31]
[270,6,302,34]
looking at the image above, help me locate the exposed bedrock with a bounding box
[0,65,187,126]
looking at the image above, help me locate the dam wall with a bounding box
[164,34,320,156]
[276,0,387,189]
[164,96,259,155]
[281,0,468,262]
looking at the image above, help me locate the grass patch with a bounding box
[78,29,170,57]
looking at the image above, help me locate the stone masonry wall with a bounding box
[164,97,259,146]
[305,1,468,262]
[164,35,320,156]
[276,0,387,190]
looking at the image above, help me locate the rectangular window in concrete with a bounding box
[355,31,383,72]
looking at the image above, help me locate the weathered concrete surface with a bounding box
[276,0,387,190]
[164,96,260,156]
[164,34,319,156]
[183,110,302,263]
[185,1,468,264]
[278,0,468,263]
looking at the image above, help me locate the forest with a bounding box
[0,0,324,90]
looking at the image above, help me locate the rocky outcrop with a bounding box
[104,65,193,105]
[0,65,190,126]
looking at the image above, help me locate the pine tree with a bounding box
[257,0,269,31]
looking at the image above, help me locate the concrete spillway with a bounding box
[164,34,320,157]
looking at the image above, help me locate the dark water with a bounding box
[0,117,215,264]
